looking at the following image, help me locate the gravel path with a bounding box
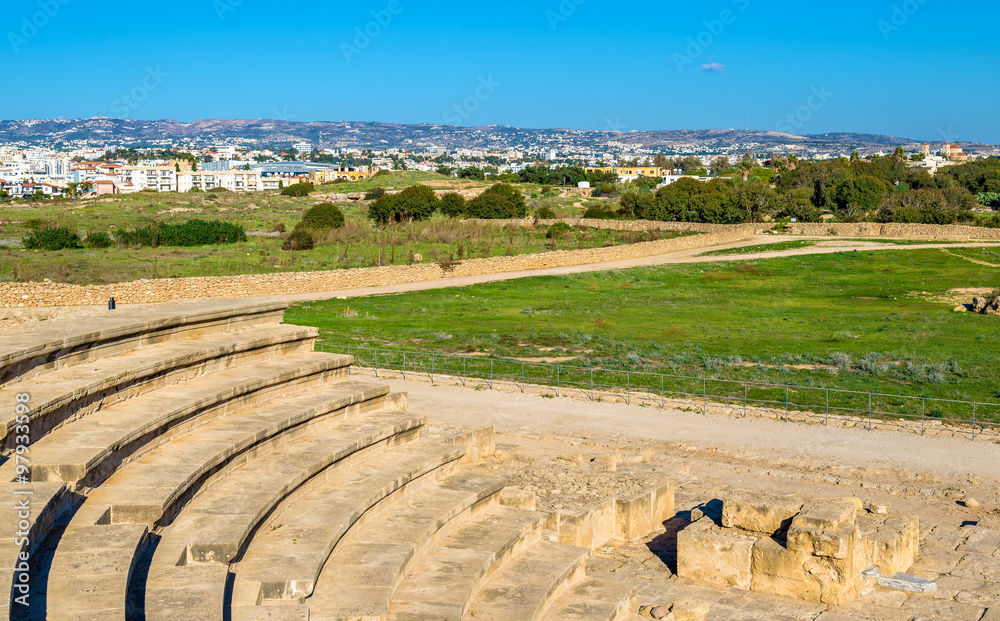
[390,375,1000,483]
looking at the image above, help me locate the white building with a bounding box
[117,166,178,193]
[293,142,313,153]
[177,170,261,193]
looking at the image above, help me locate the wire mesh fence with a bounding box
[317,344,1000,441]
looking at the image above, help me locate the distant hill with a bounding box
[1,117,996,155]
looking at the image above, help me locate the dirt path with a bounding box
[939,247,1000,267]
[388,375,1000,484]
[281,237,1000,303]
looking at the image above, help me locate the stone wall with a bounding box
[790,222,1000,240]
[472,218,759,234]
[0,226,756,308]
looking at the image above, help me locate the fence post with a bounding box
[825,389,829,426]
[661,374,665,409]
[627,372,630,405]
[490,360,493,390]
[521,362,525,394]
[557,366,561,397]
[374,348,379,378]
[402,352,406,380]
[462,357,466,388]
[921,398,925,436]
[591,368,595,401]
[973,403,977,441]
[430,354,435,384]
[868,393,872,431]
[743,382,747,418]
[703,378,707,414]
[785,386,789,421]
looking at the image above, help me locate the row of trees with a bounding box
[367,184,528,224]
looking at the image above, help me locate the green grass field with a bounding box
[287,249,1000,418]
[699,240,817,256]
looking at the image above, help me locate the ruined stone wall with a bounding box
[0,227,756,308]
[790,222,1000,240]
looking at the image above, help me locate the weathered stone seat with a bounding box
[283,472,505,619]
[0,323,316,453]
[388,505,547,620]
[45,524,148,621]
[73,380,395,528]
[463,538,591,620]
[541,576,639,621]
[0,299,287,387]
[2,352,349,486]
[144,418,449,621]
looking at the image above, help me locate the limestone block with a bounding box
[616,490,653,541]
[803,548,866,606]
[786,523,860,560]
[548,500,617,550]
[793,498,861,530]
[671,599,711,621]
[677,517,755,590]
[751,537,821,602]
[858,512,920,577]
[721,489,803,535]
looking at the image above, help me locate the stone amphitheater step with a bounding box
[1,481,67,620]
[388,505,547,621]
[143,417,449,621]
[463,539,591,621]
[0,323,317,454]
[0,298,287,387]
[45,523,148,621]
[540,577,639,621]
[0,352,350,486]
[251,471,504,618]
[72,379,394,528]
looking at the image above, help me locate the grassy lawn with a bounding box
[287,249,1000,420]
[699,240,817,256]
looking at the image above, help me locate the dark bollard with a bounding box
[109,297,116,311]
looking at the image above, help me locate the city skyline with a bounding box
[3,1,999,143]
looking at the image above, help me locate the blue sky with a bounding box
[3,0,998,143]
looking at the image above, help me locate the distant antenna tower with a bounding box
[746,117,749,131]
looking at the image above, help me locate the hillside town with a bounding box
[0,138,984,200]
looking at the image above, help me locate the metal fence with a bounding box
[316,344,1000,440]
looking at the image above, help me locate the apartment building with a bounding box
[117,166,178,192]
[176,170,261,192]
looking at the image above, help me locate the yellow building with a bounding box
[585,166,670,181]
[310,166,372,184]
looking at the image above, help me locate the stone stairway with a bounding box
[0,299,646,621]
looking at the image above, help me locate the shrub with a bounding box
[84,232,113,248]
[466,183,528,219]
[591,188,603,197]
[583,208,621,220]
[439,192,468,218]
[364,187,386,201]
[368,184,438,224]
[282,227,315,251]
[114,220,247,247]
[22,227,83,251]
[207,187,229,193]
[546,222,574,239]
[280,182,315,197]
[300,203,345,230]
[536,206,556,219]
[23,218,48,230]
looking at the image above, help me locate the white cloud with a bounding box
[699,63,726,73]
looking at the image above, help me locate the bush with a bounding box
[23,218,48,230]
[583,208,621,220]
[280,182,315,197]
[300,203,345,230]
[364,187,386,201]
[84,232,113,248]
[114,220,247,247]
[439,192,468,218]
[207,187,229,193]
[591,188,603,197]
[977,192,1000,209]
[282,227,315,251]
[22,227,83,251]
[546,222,574,239]
[368,184,438,224]
[536,206,556,219]
[466,183,528,219]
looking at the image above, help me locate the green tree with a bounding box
[466,183,528,219]
[439,192,468,218]
[280,182,315,197]
[300,203,345,230]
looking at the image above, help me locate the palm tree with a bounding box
[787,154,800,170]
[738,160,754,181]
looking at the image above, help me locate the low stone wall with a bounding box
[790,222,1000,240]
[472,218,758,234]
[0,226,755,308]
